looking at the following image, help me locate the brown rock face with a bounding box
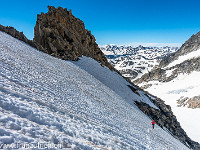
[177,96,200,108]
[34,6,113,70]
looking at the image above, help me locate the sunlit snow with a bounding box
[0,31,188,149]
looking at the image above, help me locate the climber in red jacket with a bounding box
[152,120,155,129]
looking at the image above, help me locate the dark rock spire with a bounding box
[34,6,113,70]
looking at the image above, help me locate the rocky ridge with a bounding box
[134,32,200,109]
[33,6,113,70]
[159,31,200,68]
[135,56,200,87]
[135,31,200,86]
[0,24,45,52]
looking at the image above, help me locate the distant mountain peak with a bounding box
[159,31,200,68]
[100,44,179,81]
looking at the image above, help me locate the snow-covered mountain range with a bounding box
[134,31,200,143]
[100,45,179,81]
[0,31,191,149]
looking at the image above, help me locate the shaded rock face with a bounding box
[34,6,113,70]
[135,94,200,150]
[134,68,167,85]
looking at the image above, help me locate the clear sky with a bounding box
[1,0,200,46]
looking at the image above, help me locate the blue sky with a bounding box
[1,0,200,46]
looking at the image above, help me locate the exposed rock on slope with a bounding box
[34,6,113,70]
[159,32,200,68]
[135,32,200,86]
[135,57,200,86]
[135,31,200,90]
[177,96,200,108]
[0,25,29,43]
[0,24,45,52]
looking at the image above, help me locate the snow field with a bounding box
[0,31,188,149]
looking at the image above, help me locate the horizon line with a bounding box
[99,42,182,48]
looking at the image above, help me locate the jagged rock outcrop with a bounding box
[33,6,113,70]
[0,25,29,43]
[0,24,45,52]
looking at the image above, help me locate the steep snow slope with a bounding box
[72,56,158,109]
[0,31,188,149]
[100,45,178,81]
